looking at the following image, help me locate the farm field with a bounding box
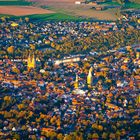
[0,0,55,16]
[0,0,20,2]
[0,6,55,16]
[0,0,32,6]
[101,1,140,9]
[27,0,118,20]
[0,0,139,21]
[20,13,81,21]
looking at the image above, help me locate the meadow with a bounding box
[101,1,140,9]
[0,0,32,6]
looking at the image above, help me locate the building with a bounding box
[75,0,85,4]
[87,67,93,88]
[74,74,79,89]
[54,56,81,65]
[75,1,81,4]
[27,53,36,71]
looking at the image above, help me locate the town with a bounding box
[0,2,140,140]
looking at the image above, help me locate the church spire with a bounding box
[27,52,36,71]
[87,67,93,88]
[74,74,79,89]
[32,53,36,67]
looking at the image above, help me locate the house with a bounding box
[75,1,81,4]
[87,1,98,6]
[75,0,85,5]
[95,6,105,11]
[91,5,105,11]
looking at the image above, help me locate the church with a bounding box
[27,53,36,71]
[74,66,93,89]
[73,67,93,95]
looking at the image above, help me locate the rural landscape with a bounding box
[0,0,140,140]
[0,0,139,20]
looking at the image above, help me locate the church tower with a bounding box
[27,53,36,71]
[74,74,79,89]
[136,51,139,59]
[87,67,93,88]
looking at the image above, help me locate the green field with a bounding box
[101,1,140,9]
[0,0,32,5]
[124,2,140,9]
[101,1,121,6]
[26,13,80,21]
[0,13,112,22]
[0,0,18,2]
[0,13,85,21]
[18,13,86,21]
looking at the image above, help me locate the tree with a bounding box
[7,46,14,54]
[98,125,103,131]
[17,104,25,110]
[12,67,20,74]
[102,132,108,139]
[13,133,20,140]
[63,134,72,140]
[57,133,64,140]
[4,96,11,102]
[115,130,121,140]
[117,0,125,5]
[109,133,116,140]
[7,46,15,58]
[30,44,36,50]
[92,133,99,139]
[4,111,12,118]
[25,17,29,22]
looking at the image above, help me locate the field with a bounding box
[0,0,32,6]
[101,1,140,9]
[0,0,139,21]
[124,2,140,9]
[0,6,55,16]
[0,0,118,20]
[28,0,118,21]
[22,13,81,21]
[0,0,55,16]
[30,0,140,20]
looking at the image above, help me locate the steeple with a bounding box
[27,53,36,71]
[74,74,79,89]
[136,51,139,59]
[87,67,93,88]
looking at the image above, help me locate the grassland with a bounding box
[42,3,117,20]
[0,0,32,6]
[124,2,140,9]
[101,1,140,9]
[21,13,81,21]
[0,13,84,22]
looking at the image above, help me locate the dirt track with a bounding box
[0,6,55,16]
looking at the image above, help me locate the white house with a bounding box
[75,1,81,4]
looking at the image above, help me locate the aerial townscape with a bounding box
[0,0,140,140]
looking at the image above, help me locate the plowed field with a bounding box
[0,6,55,16]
